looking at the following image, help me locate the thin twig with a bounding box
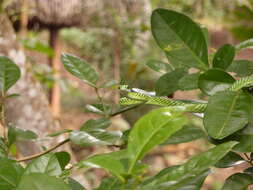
[244,153,250,161]
[17,138,70,162]
[0,92,7,141]
[110,102,146,117]
[94,87,108,117]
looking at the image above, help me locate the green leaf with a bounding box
[201,26,209,46]
[204,91,253,139]
[94,178,124,190]
[47,129,73,137]
[61,53,98,87]
[17,173,70,190]
[0,137,7,157]
[78,150,127,182]
[68,178,86,190]
[0,158,24,190]
[215,152,245,168]
[99,80,118,89]
[155,69,187,96]
[221,173,253,190]
[142,141,237,189]
[227,60,253,77]
[8,126,38,147]
[21,38,54,57]
[208,124,253,153]
[0,56,21,93]
[80,118,111,131]
[236,38,253,51]
[85,104,111,115]
[55,152,71,170]
[127,107,187,173]
[233,136,253,152]
[213,44,235,70]
[244,167,253,176]
[6,93,20,99]
[24,153,62,176]
[151,9,209,70]
[69,130,122,146]
[198,69,235,96]
[146,59,173,73]
[142,168,209,190]
[162,124,205,145]
[178,73,200,91]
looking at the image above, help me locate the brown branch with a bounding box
[110,102,146,117]
[17,138,70,162]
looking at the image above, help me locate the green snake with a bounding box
[120,75,253,113]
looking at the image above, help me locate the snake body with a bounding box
[120,75,253,113]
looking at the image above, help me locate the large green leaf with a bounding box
[221,173,253,190]
[24,153,62,176]
[78,150,127,182]
[8,126,37,147]
[61,53,98,87]
[151,9,209,70]
[198,69,235,96]
[17,173,70,190]
[233,135,253,152]
[213,44,235,70]
[127,108,187,173]
[201,26,209,46]
[142,168,209,190]
[0,158,24,190]
[94,178,124,190]
[80,118,111,131]
[68,178,86,190]
[146,59,173,73]
[69,130,122,146]
[162,124,205,145]
[0,56,21,93]
[215,152,245,168]
[208,124,253,153]
[142,141,237,189]
[0,137,7,157]
[55,152,71,170]
[204,91,253,139]
[178,73,200,91]
[227,60,253,77]
[155,69,187,96]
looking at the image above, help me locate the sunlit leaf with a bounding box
[0,56,21,93]
[204,91,253,139]
[17,173,70,190]
[61,53,98,87]
[151,9,209,69]
[127,108,187,173]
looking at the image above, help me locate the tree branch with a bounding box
[17,138,70,162]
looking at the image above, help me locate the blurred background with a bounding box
[1,0,253,189]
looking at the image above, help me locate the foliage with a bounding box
[2,7,253,190]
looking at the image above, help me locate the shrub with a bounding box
[1,8,253,190]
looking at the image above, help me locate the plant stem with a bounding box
[110,102,145,117]
[244,153,250,161]
[0,92,7,141]
[17,138,70,162]
[94,87,109,117]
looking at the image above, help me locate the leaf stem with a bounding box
[0,92,7,142]
[94,87,109,117]
[17,138,70,162]
[110,102,145,117]
[244,153,250,161]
